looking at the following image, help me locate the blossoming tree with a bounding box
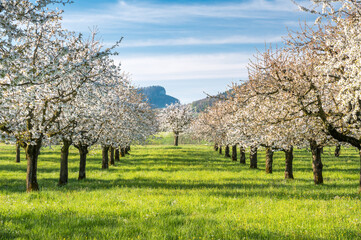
[159,103,194,146]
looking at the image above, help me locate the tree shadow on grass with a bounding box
[2,174,359,200]
[270,167,360,173]
[1,146,360,200]
[1,209,346,240]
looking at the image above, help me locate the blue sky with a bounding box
[60,0,315,103]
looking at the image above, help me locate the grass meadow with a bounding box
[0,140,361,239]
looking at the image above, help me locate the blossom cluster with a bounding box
[0,0,157,150]
[191,1,361,153]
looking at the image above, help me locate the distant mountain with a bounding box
[139,86,179,109]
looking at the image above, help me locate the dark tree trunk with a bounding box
[77,145,88,180]
[25,139,42,192]
[240,146,246,164]
[125,146,130,155]
[120,147,125,157]
[310,140,323,184]
[102,146,110,169]
[359,149,361,193]
[250,146,257,169]
[232,145,237,161]
[316,118,361,192]
[109,147,115,166]
[214,143,219,151]
[225,145,231,158]
[115,148,120,162]
[219,145,222,155]
[284,146,294,179]
[16,142,21,163]
[335,144,341,157]
[265,147,274,174]
[59,139,71,186]
[174,132,179,146]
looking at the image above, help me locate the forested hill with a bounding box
[139,86,179,109]
[191,91,229,112]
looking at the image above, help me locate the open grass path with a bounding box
[0,144,361,239]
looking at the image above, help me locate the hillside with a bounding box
[139,86,179,109]
[191,91,229,112]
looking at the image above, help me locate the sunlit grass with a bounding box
[0,143,360,239]
[146,132,207,145]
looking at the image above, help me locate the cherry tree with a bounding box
[190,101,228,152]
[244,46,336,182]
[98,83,157,169]
[159,103,194,146]
[54,47,157,181]
[53,41,126,183]
[290,0,361,191]
[0,0,121,191]
[237,0,358,186]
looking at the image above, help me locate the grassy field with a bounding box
[146,132,207,145]
[0,143,361,240]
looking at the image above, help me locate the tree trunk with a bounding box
[335,144,341,157]
[359,148,361,193]
[25,139,42,192]
[78,145,88,180]
[120,147,125,157]
[16,142,21,163]
[240,146,246,164]
[59,139,71,186]
[232,145,237,161]
[174,132,179,146]
[115,148,120,162]
[225,145,231,158]
[102,146,109,169]
[250,146,257,169]
[125,146,130,155]
[265,147,274,174]
[219,145,222,155]
[284,146,294,179]
[310,140,323,184]
[214,143,218,151]
[109,147,115,166]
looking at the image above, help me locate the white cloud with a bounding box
[110,0,298,22]
[59,0,313,103]
[62,0,303,29]
[117,52,250,103]
[115,52,251,83]
[121,35,283,47]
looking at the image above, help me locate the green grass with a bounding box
[0,143,361,240]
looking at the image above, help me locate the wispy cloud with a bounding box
[59,0,313,103]
[116,52,252,103]
[115,52,251,82]
[62,0,303,28]
[120,35,283,47]
[111,0,299,22]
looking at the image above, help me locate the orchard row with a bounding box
[0,1,157,192]
[189,1,361,193]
